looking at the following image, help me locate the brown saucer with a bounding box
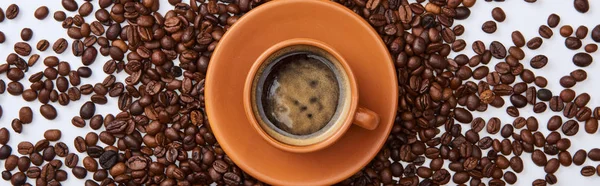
[205,0,397,185]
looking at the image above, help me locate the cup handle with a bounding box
[352,107,380,130]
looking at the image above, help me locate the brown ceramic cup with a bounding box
[243,38,380,153]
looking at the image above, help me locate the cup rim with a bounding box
[243,38,359,153]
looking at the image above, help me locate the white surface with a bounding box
[0,0,599,185]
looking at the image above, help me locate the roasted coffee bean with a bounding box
[547,14,560,28]
[99,150,118,169]
[54,11,66,21]
[0,32,5,44]
[527,37,543,49]
[532,149,547,166]
[574,149,587,165]
[82,47,98,66]
[14,42,32,56]
[570,69,588,82]
[43,129,61,141]
[560,76,577,88]
[585,44,598,53]
[11,119,22,133]
[593,25,600,42]
[80,101,96,119]
[73,166,87,179]
[512,31,526,47]
[585,119,598,134]
[539,25,553,38]
[576,25,588,39]
[19,107,33,124]
[52,38,68,54]
[573,52,593,67]
[506,106,519,117]
[6,4,19,19]
[21,28,33,41]
[562,120,579,136]
[510,94,527,108]
[566,37,583,49]
[490,41,506,59]
[482,21,497,33]
[62,0,79,11]
[34,6,49,20]
[582,166,596,177]
[589,148,600,161]
[39,105,57,120]
[86,146,104,158]
[574,0,590,13]
[491,7,505,22]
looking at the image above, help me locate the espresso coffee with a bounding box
[251,45,350,144]
[261,52,340,135]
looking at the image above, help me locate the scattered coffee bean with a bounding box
[6,4,19,20]
[482,21,497,33]
[574,0,590,13]
[547,14,560,28]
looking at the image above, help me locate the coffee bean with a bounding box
[6,4,19,19]
[7,81,24,96]
[532,149,547,166]
[573,52,593,67]
[21,28,33,41]
[10,172,25,186]
[510,94,527,108]
[52,38,68,54]
[547,14,560,28]
[491,7,506,22]
[17,141,34,155]
[512,31,526,47]
[544,158,560,173]
[588,148,600,161]
[18,107,33,124]
[0,31,5,43]
[592,25,600,42]
[574,0,590,13]
[585,44,598,53]
[539,25,553,38]
[506,106,519,117]
[562,120,579,136]
[575,25,588,39]
[31,6,50,20]
[83,156,98,172]
[570,69,587,82]
[78,2,93,16]
[86,146,104,158]
[73,166,87,179]
[0,7,4,23]
[14,42,32,56]
[581,166,596,177]
[482,21,497,33]
[82,47,98,66]
[62,0,79,11]
[560,76,576,88]
[490,41,506,59]
[11,119,23,133]
[99,150,118,169]
[527,37,543,49]
[54,11,66,21]
[0,145,12,159]
[80,101,96,119]
[65,153,79,168]
[585,119,598,134]
[573,149,587,165]
[40,105,57,120]
[565,37,583,49]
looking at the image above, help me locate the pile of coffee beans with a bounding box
[0,0,599,185]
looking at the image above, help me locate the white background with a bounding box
[0,0,599,185]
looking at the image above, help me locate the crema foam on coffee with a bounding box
[260,52,342,136]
